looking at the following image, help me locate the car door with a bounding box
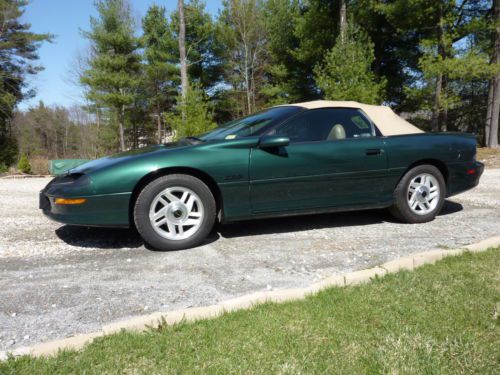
[249,108,389,214]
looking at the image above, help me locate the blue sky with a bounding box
[19,0,222,110]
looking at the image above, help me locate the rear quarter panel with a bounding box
[384,133,477,196]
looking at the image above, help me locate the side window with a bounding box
[273,108,375,143]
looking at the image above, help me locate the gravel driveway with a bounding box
[1,169,499,351]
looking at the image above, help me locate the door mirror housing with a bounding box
[258,135,290,148]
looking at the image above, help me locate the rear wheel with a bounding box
[389,165,446,223]
[134,174,216,250]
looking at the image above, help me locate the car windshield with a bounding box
[199,106,303,141]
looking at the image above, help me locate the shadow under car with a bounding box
[55,200,463,250]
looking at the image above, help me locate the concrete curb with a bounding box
[2,235,499,360]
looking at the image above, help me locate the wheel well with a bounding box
[403,159,449,188]
[128,167,223,228]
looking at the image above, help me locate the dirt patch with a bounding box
[477,147,500,168]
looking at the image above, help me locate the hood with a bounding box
[69,142,189,174]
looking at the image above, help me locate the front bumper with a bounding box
[40,176,131,228]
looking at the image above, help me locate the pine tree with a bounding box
[0,0,51,166]
[261,0,303,105]
[142,5,178,143]
[314,24,385,104]
[80,0,141,152]
[166,84,216,140]
[17,153,31,174]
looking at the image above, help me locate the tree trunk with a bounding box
[94,107,100,158]
[64,123,68,158]
[440,76,448,132]
[178,0,188,109]
[485,80,493,144]
[157,109,162,144]
[118,105,126,152]
[487,0,500,148]
[244,44,251,115]
[489,77,500,148]
[432,3,447,132]
[432,74,442,132]
[339,0,347,42]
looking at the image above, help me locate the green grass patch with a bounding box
[2,249,499,374]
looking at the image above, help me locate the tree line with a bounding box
[1,0,499,171]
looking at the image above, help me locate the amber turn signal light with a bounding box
[54,198,87,205]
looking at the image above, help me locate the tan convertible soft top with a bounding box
[286,100,424,136]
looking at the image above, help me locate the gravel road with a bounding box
[1,170,499,351]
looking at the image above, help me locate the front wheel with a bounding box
[389,165,446,223]
[134,174,216,250]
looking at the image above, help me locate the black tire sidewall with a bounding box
[391,165,446,223]
[134,174,216,250]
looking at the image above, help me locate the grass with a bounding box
[2,249,499,375]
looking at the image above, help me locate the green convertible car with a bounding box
[40,100,484,250]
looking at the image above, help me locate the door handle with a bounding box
[365,148,382,156]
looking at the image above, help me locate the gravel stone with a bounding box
[0,170,499,350]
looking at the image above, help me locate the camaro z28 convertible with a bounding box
[40,100,484,250]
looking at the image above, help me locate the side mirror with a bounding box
[258,135,290,148]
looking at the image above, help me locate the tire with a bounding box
[134,174,216,251]
[389,164,446,223]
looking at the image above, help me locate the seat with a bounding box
[327,124,346,140]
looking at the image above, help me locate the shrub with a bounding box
[29,156,49,175]
[0,163,8,174]
[17,154,32,174]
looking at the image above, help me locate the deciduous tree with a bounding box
[218,0,268,116]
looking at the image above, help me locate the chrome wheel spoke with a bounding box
[422,175,430,188]
[410,198,419,209]
[167,220,176,234]
[183,218,201,226]
[186,195,195,212]
[163,191,179,203]
[158,197,169,207]
[180,191,189,204]
[152,209,166,221]
[154,217,167,227]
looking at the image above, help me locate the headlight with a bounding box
[52,173,91,187]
